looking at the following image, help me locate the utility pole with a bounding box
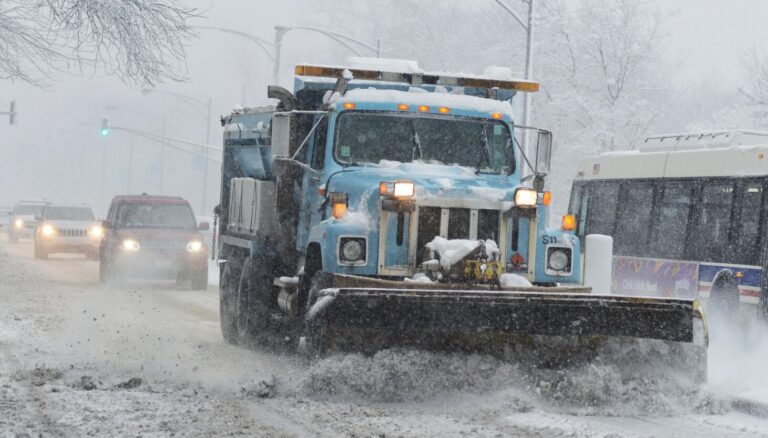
[494,0,536,165]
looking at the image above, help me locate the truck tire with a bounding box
[303,271,334,359]
[236,256,274,345]
[190,268,208,291]
[220,258,242,345]
[709,269,740,320]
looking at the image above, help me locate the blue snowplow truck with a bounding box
[215,60,707,365]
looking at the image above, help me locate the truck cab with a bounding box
[216,60,583,348]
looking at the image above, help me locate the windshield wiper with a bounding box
[411,120,423,161]
[475,126,492,174]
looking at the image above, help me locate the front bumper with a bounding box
[112,249,207,278]
[39,236,99,253]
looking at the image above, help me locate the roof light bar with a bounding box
[295,64,539,93]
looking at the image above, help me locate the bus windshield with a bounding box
[334,113,513,174]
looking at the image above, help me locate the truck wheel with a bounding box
[190,268,208,291]
[709,269,740,320]
[236,256,274,345]
[220,258,242,344]
[303,271,334,358]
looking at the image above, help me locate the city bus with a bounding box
[568,130,768,318]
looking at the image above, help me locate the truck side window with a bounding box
[311,117,329,170]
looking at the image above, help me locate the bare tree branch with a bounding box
[0,0,197,86]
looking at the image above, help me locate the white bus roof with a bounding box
[575,130,768,181]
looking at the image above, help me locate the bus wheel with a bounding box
[708,269,740,320]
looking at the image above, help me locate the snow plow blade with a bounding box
[306,275,705,353]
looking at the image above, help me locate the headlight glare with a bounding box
[186,241,203,252]
[14,219,23,229]
[393,181,415,198]
[41,224,56,237]
[121,239,140,251]
[89,226,104,238]
[514,188,537,207]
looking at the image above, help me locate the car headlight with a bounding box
[41,224,56,237]
[186,240,203,252]
[121,239,140,251]
[14,219,23,229]
[547,247,571,272]
[89,226,104,239]
[514,188,537,207]
[339,237,366,264]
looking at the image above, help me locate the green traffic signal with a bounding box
[101,128,109,136]
[100,116,109,136]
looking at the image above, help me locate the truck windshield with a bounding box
[115,204,196,229]
[14,205,45,215]
[45,207,94,221]
[334,112,513,173]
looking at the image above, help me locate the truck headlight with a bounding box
[547,247,571,272]
[186,240,203,252]
[41,224,56,237]
[121,239,140,251]
[393,181,415,198]
[14,219,23,229]
[339,237,366,264]
[514,188,537,207]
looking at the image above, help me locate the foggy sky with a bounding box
[0,0,766,215]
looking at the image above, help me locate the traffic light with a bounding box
[100,116,109,136]
[8,101,15,125]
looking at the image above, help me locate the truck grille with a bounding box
[415,207,500,264]
[59,229,86,237]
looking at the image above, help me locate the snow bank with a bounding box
[404,273,433,284]
[426,237,480,269]
[499,273,532,288]
[426,237,501,269]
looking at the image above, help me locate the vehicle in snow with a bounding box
[33,204,102,260]
[0,206,11,231]
[8,200,50,243]
[569,130,768,321]
[214,59,707,368]
[99,194,209,290]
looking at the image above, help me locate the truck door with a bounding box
[296,115,329,251]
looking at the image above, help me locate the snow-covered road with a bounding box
[2,235,768,437]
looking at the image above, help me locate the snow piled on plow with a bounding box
[299,339,725,416]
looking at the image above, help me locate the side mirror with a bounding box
[198,221,210,231]
[271,112,296,158]
[534,130,552,176]
[101,220,112,229]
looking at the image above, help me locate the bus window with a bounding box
[614,183,655,256]
[690,182,735,262]
[734,180,765,265]
[586,181,620,236]
[650,182,693,259]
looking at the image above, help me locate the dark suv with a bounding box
[99,195,209,289]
